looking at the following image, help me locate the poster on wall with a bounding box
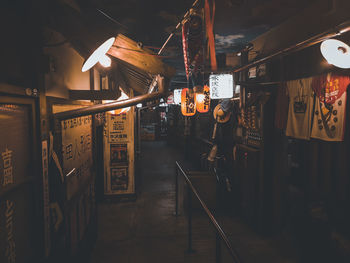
[110,167,129,191]
[110,144,128,166]
[109,113,129,143]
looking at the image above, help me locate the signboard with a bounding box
[108,113,129,143]
[209,74,234,99]
[248,67,257,78]
[173,89,182,105]
[0,103,36,263]
[60,115,93,200]
[41,140,50,257]
[104,107,135,195]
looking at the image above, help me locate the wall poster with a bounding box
[104,106,135,195]
[110,167,129,191]
[110,144,128,165]
[108,113,129,143]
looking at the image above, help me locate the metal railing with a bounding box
[175,161,242,263]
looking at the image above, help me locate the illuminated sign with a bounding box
[209,74,234,99]
[174,89,182,105]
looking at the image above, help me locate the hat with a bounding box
[213,104,231,123]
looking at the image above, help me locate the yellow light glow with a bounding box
[320,39,350,69]
[82,37,115,72]
[196,94,205,104]
[98,54,112,67]
[103,90,130,115]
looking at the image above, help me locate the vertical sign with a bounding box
[209,74,234,99]
[104,108,135,195]
[61,116,92,200]
[41,140,50,257]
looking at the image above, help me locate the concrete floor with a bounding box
[90,141,298,263]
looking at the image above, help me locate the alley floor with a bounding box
[90,141,298,263]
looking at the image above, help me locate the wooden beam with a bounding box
[69,90,121,100]
[107,34,176,78]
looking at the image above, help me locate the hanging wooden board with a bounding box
[107,34,176,78]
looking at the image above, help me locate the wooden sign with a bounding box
[107,34,175,78]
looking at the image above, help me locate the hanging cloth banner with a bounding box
[205,0,217,71]
[182,9,204,80]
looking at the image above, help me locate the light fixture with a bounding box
[320,39,350,69]
[181,88,196,116]
[194,85,210,113]
[82,37,115,72]
[105,88,131,115]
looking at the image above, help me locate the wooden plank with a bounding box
[107,34,176,78]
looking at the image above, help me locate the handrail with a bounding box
[175,161,242,263]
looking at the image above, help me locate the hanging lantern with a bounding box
[194,85,210,113]
[181,88,196,116]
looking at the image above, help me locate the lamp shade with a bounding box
[82,37,115,72]
[194,85,210,113]
[320,39,350,69]
[181,88,196,116]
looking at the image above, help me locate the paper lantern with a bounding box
[194,85,210,113]
[181,88,196,116]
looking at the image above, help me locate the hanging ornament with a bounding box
[181,88,196,116]
[194,85,210,113]
[182,8,204,80]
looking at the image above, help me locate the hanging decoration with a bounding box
[205,0,217,71]
[194,85,210,113]
[182,8,204,81]
[181,88,196,116]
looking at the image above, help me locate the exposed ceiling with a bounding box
[45,0,319,91]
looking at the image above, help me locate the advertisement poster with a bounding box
[110,167,128,191]
[110,144,128,165]
[109,113,129,143]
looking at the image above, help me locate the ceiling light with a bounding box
[98,54,111,67]
[320,39,350,69]
[82,37,115,72]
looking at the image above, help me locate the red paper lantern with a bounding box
[195,85,210,113]
[181,88,196,116]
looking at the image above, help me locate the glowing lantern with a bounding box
[181,88,196,116]
[194,85,210,113]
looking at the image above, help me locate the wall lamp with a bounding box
[320,39,350,69]
[82,37,115,72]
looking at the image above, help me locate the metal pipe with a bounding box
[175,166,179,216]
[233,20,350,73]
[54,76,166,120]
[186,182,194,253]
[175,161,242,263]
